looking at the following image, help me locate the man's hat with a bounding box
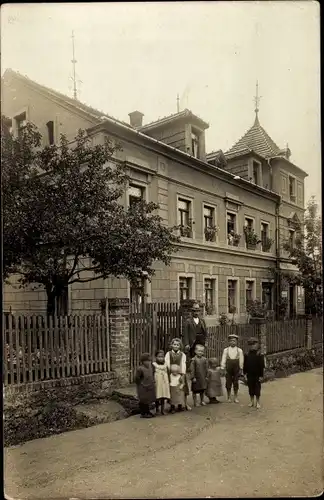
[248,337,259,345]
[228,333,238,340]
[192,303,200,311]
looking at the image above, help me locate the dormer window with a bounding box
[252,160,261,185]
[191,132,199,158]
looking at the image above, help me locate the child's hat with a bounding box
[248,336,259,345]
[228,333,238,339]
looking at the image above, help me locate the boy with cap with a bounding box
[243,337,265,409]
[220,333,244,403]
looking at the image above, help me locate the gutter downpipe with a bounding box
[268,156,283,320]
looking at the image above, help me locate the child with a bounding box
[169,364,185,413]
[243,337,265,409]
[206,357,223,404]
[134,353,156,418]
[190,344,208,407]
[220,333,244,403]
[152,350,170,415]
[165,337,186,375]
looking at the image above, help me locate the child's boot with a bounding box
[248,397,255,407]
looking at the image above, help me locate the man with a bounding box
[220,333,244,403]
[183,302,207,358]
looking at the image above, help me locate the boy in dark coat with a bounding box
[135,353,156,418]
[243,337,265,409]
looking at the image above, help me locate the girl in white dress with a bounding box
[153,350,170,415]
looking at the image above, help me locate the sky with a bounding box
[1,1,321,204]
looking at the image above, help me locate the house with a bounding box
[2,69,307,322]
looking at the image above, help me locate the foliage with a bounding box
[204,225,218,242]
[218,312,229,325]
[246,299,267,318]
[282,197,322,315]
[228,231,241,246]
[244,227,261,246]
[262,236,274,252]
[2,120,180,314]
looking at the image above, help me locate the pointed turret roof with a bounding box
[225,114,285,160]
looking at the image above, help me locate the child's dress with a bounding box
[190,356,208,393]
[135,364,156,405]
[206,367,223,399]
[152,361,170,400]
[169,373,185,407]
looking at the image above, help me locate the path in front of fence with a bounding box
[5,368,323,499]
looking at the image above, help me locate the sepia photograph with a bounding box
[1,1,322,498]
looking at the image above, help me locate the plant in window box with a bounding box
[205,303,214,315]
[246,299,267,323]
[204,225,218,242]
[244,227,261,250]
[180,219,194,238]
[228,231,241,247]
[219,312,229,325]
[228,305,236,324]
[262,236,274,252]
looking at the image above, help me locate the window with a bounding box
[288,229,295,250]
[178,198,192,237]
[46,120,55,145]
[245,281,255,308]
[15,112,27,138]
[191,132,199,158]
[227,212,237,245]
[252,161,260,185]
[204,205,216,242]
[129,184,144,207]
[244,217,253,231]
[262,283,273,311]
[130,277,146,306]
[289,176,296,202]
[261,222,270,251]
[179,277,192,302]
[227,280,237,312]
[204,278,216,315]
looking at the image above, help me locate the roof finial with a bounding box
[177,93,180,113]
[253,80,262,125]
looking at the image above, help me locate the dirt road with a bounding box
[5,368,323,499]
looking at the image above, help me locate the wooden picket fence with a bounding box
[312,316,323,345]
[266,318,307,354]
[129,302,181,383]
[206,323,260,360]
[3,314,110,385]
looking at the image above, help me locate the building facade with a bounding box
[2,69,307,323]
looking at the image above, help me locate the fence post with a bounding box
[306,315,313,349]
[259,322,267,356]
[108,298,130,386]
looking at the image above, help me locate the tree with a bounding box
[282,197,322,315]
[2,119,180,315]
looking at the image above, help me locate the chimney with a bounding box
[128,111,144,128]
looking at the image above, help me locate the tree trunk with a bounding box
[46,283,68,317]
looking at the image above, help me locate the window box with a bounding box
[180,222,193,238]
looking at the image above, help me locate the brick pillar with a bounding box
[108,298,130,386]
[306,315,313,349]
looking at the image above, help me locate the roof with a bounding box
[139,108,209,131]
[2,68,133,129]
[225,115,284,160]
[206,149,227,168]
